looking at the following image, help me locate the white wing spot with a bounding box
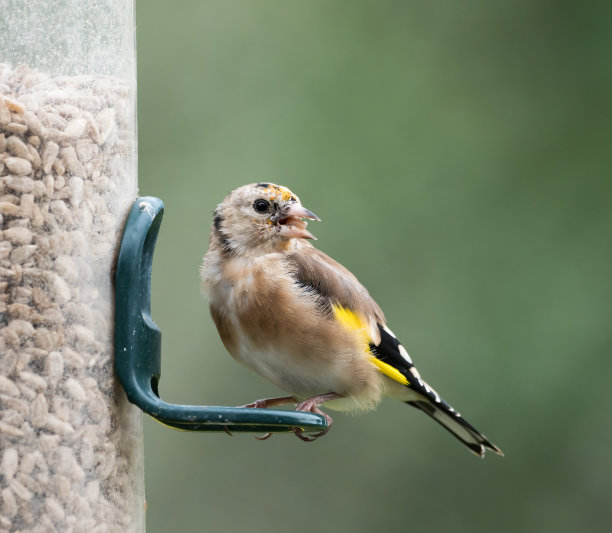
[423,380,441,403]
[410,366,421,379]
[398,344,412,363]
[383,325,396,338]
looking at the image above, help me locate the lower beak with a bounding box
[277,203,321,240]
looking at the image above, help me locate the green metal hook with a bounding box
[114,197,327,434]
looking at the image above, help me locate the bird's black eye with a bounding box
[253,199,270,213]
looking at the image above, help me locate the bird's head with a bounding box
[211,182,320,254]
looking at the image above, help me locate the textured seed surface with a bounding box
[0,64,142,532]
[5,156,33,175]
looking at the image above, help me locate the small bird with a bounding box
[200,183,502,457]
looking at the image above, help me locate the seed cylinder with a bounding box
[0,1,143,531]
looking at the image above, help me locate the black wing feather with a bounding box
[369,323,503,457]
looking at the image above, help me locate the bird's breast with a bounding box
[205,253,385,411]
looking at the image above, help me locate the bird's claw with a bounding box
[290,393,339,442]
[292,426,329,442]
[240,393,339,442]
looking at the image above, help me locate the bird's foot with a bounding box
[240,396,297,441]
[238,393,341,442]
[240,396,297,409]
[291,393,342,442]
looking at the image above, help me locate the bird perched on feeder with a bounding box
[200,183,502,457]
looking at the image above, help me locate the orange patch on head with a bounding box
[261,184,296,204]
[277,186,295,203]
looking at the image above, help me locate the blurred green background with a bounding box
[137,1,611,532]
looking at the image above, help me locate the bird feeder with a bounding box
[1,1,325,531]
[0,1,142,531]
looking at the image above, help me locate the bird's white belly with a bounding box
[232,333,342,400]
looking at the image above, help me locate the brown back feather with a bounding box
[284,247,385,325]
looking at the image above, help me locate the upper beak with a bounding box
[283,204,321,221]
[276,203,321,240]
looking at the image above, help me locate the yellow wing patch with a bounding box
[369,356,410,386]
[332,304,410,386]
[332,304,371,346]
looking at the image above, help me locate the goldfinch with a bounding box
[200,183,502,457]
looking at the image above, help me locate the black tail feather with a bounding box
[407,400,503,458]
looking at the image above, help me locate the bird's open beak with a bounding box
[276,204,321,240]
